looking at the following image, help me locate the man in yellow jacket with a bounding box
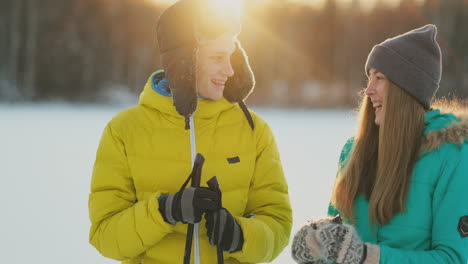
[88,0,292,263]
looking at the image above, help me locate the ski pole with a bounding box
[183,153,204,264]
[207,176,224,264]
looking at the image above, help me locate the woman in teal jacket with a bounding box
[291,24,468,264]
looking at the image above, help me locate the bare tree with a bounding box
[23,0,38,100]
[0,1,10,98]
[9,0,23,100]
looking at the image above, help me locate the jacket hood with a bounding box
[139,71,236,121]
[421,109,468,153]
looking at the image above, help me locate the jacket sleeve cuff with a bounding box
[363,243,380,264]
[228,216,275,263]
[145,191,175,236]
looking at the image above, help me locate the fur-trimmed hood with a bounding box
[421,109,468,153]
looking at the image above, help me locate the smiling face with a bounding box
[365,68,389,125]
[196,33,236,100]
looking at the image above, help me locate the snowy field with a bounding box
[0,103,356,264]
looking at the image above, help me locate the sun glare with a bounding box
[204,0,243,18]
[213,0,243,10]
[146,0,243,10]
[145,0,176,6]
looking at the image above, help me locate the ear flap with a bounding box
[224,40,255,103]
[161,46,198,118]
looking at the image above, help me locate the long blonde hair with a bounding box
[332,82,426,226]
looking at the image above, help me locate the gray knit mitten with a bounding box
[316,222,365,263]
[292,216,342,264]
[292,216,380,264]
[291,224,326,264]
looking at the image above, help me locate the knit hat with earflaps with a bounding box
[156,0,255,121]
[365,24,442,110]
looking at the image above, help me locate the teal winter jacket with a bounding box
[328,109,468,263]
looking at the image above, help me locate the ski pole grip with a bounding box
[207,176,220,192]
[191,153,205,187]
[207,176,222,208]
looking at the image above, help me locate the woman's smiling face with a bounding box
[366,68,389,125]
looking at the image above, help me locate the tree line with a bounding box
[1,0,467,107]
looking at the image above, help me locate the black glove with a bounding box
[159,186,220,224]
[205,208,244,252]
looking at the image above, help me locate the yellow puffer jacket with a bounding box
[89,73,292,264]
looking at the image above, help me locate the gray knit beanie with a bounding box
[365,24,442,109]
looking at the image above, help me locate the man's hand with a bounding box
[205,208,244,252]
[159,186,220,224]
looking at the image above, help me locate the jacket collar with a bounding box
[139,72,236,122]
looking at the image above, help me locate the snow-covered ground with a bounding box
[0,103,356,264]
